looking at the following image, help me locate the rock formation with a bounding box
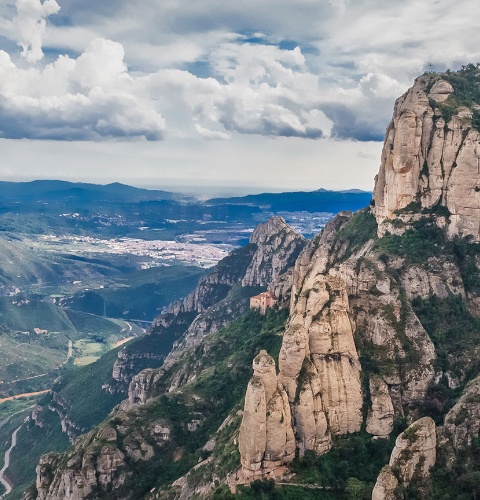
[24,68,480,499]
[238,351,295,480]
[159,217,305,365]
[373,74,480,241]
[366,375,394,437]
[371,466,398,500]
[280,272,363,437]
[373,417,436,499]
[242,216,306,287]
[35,445,127,500]
[440,374,480,455]
[238,222,365,478]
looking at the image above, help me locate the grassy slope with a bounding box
[64,265,206,321]
[6,406,70,500]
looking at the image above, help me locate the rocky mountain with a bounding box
[374,65,480,241]
[6,217,304,499]
[20,66,480,500]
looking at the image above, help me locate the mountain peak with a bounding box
[373,66,480,241]
[249,216,295,245]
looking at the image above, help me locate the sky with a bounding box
[0,0,479,195]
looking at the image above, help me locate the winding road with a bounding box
[0,424,22,499]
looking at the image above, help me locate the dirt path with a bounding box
[114,336,134,348]
[0,390,49,405]
[0,424,22,498]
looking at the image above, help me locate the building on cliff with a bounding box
[249,291,276,314]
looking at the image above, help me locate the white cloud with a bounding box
[0,39,165,140]
[0,28,329,141]
[13,0,60,62]
[194,124,231,140]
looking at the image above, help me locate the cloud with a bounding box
[0,32,326,141]
[13,0,60,62]
[1,0,480,144]
[0,39,165,140]
[194,124,231,140]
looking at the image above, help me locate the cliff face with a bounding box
[236,210,439,482]
[111,216,305,398]
[241,216,306,287]
[439,374,480,458]
[373,74,480,241]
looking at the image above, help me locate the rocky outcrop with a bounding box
[373,417,436,499]
[105,217,305,409]
[371,465,398,500]
[373,74,480,241]
[366,375,394,437]
[280,272,363,437]
[121,368,160,411]
[162,217,303,322]
[268,269,294,306]
[401,259,466,300]
[241,216,306,287]
[440,374,480,455]
[48,394,86,442]
[35,445,127,500]
[110,350,165,391]
[389,417,436,485]
[238,351,295,480]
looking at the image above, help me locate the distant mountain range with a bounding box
[209,188,372,213]
[0,180,371,207]
[0,180,184,203]
[0,180,372,243]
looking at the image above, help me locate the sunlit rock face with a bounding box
[373,76,480,241]
[238,350,295,480]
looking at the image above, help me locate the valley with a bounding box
[0,183,366,401]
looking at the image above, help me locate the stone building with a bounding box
[249,291,276,314]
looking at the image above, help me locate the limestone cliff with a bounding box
[373,69,480,241]
[366,375,394,437]
[112,217,305,397]
[24,68,480,500]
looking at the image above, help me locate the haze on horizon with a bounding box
[0,0,479,191]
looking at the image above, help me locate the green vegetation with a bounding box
[0,297,75,334]
[432,436,480,499]
[214,480,341,499]
[7,405,69,500]
[290,434,394,491]
[0,297,130,396]
[412,294,480,372]
[333,209,377,260]
[65,265,205,321]
[0,395,42,422]
[50,347,126,431]
[64,309,121,336]
[375,222,446,264]
[107,308,287,498]
[212,433,394,500]
[433,64,480,130]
